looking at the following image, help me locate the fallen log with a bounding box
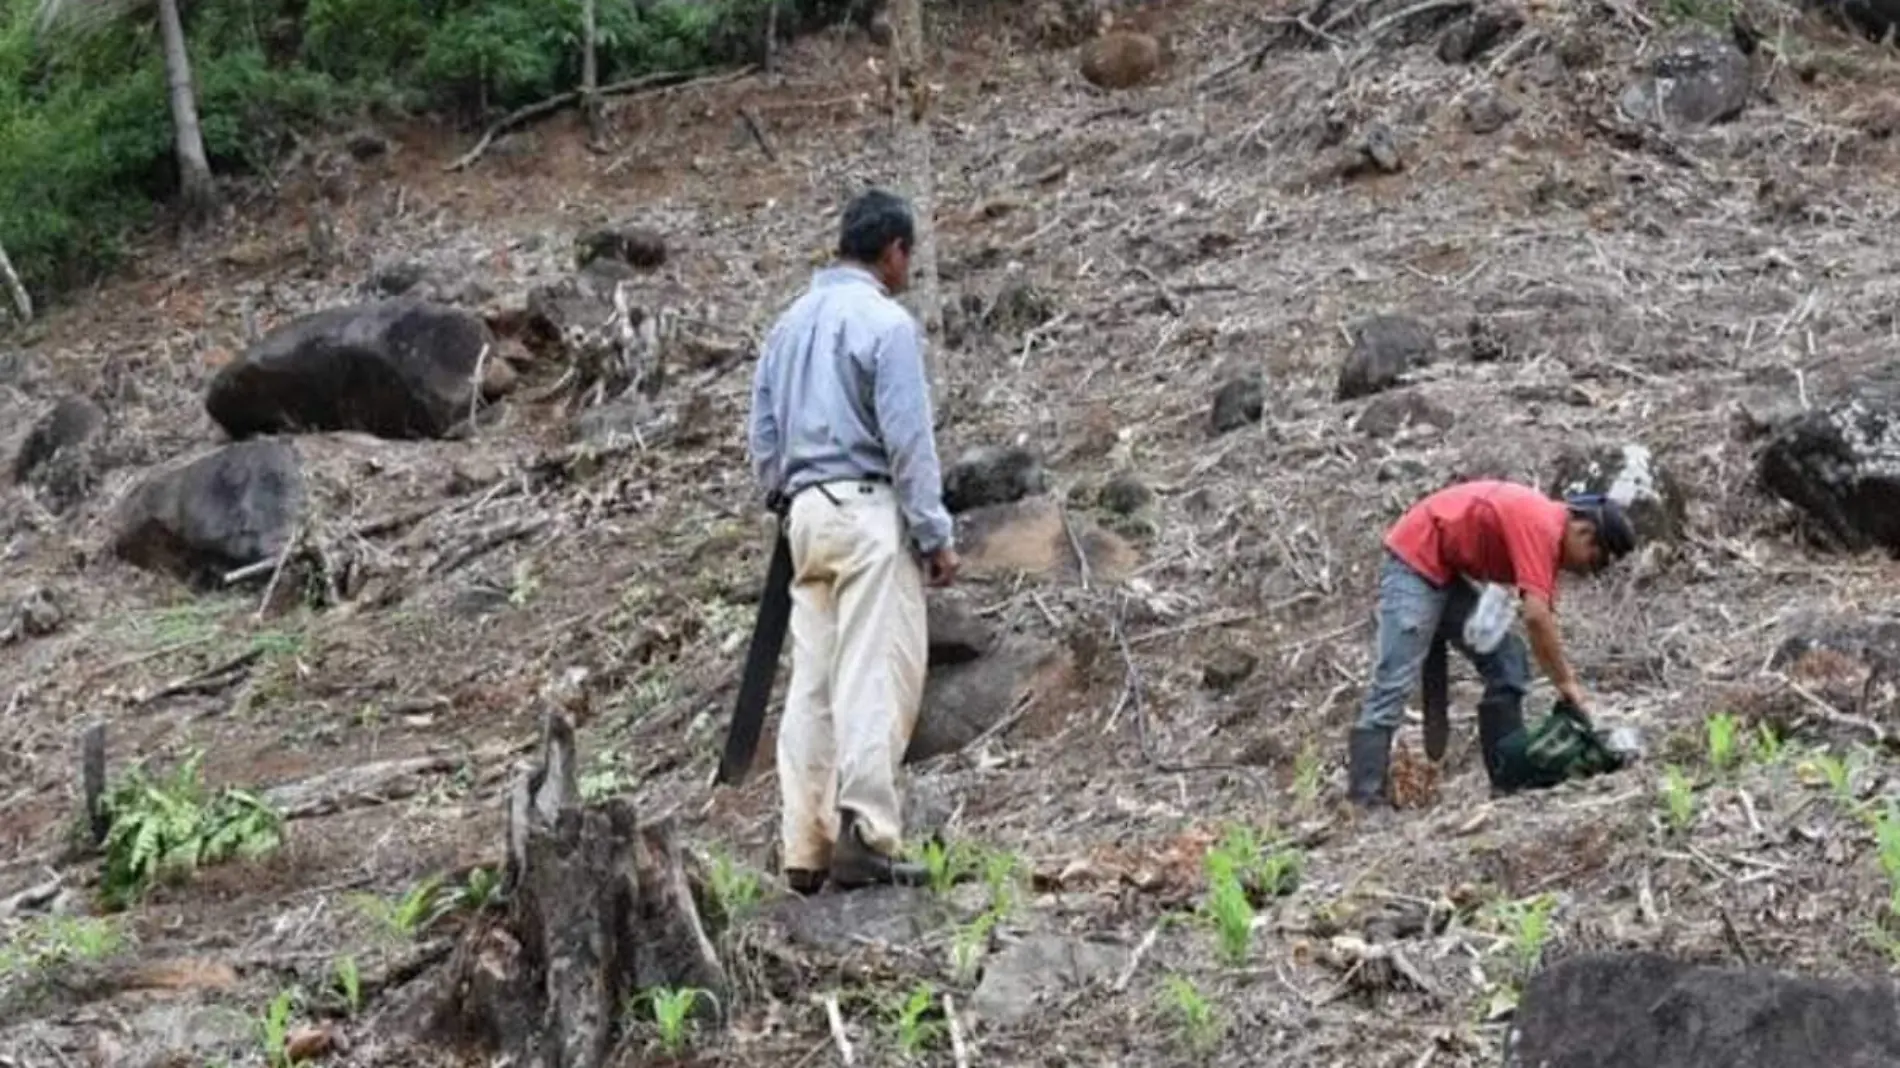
[444,67,756,173]
[422,711,726,1067]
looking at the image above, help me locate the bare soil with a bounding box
[8,0,1900,1065]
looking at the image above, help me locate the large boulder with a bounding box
[1547,442,1687,543]
[1505,951,1900,1067]
[907,638,1073,762]
[927,591,993,666]
[206,300,491,440]
[955,497,1137,582]
[1336,314,1436,401]
[111,439,305,586]
[1618,26,1751,130]
[1757,399,1900,552]
[12,393,107,512]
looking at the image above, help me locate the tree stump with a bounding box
[425,712,725,1068]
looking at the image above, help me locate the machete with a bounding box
[1422,632,1450,761]
[717,522,795,786]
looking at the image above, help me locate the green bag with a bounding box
[1490,700,1627,792]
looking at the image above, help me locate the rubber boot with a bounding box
[1346,725,1394,808]
[784,868,827,896]
[829,808,930,890]
[1477,692,1526,793]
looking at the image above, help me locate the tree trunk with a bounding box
[581,0,604,145]
[0,236,30,323]
[424,712,726,1068]
[888,0,946,414]
[155,0,217,227]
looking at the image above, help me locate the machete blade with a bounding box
[1422,633,1450,762]
[716,527,795,786]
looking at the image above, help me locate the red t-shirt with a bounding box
[1383,480,1568,603]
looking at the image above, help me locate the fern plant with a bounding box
[99,751,284,907]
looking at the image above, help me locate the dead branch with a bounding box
[739,107,778,162]
[445,67,753,173]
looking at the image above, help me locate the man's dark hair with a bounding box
[1565,493,1637,565]
[838,188,915,264]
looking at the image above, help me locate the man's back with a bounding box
[1385,479,1567,599]
[748,263,951,555]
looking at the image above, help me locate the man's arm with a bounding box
[746,329,782,499]
[871,316,954,554]
[1520,594,1586,708]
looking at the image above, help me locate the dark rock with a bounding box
[1354,389,1455,439]
[1618,26,1751,130]
[12,394,106,511]
[1465,316,1508,362]
[575,226,667,271]
[1464,89,1522,134]
[206,300,492,441]
[345,130,390,161]
[943,445,1048,514]
[111,439,305,586]
[1099,473,1152,515]
[908,639,1071,762]
[1337,314,1435,401]
[521,264,646,367]
[1210,370,1266,435]
[984,277,1057,332]
[1547,442,1686,543]
[1202,647,1258,692]
[0,586,62,644]
[367,261,431,297]
[970,935,1129,1028]
[1758,400,1900,553]
[900,775,957,846]
[1505,951,1900,1068]
[927,592,993,666]
[766,886,951,957]
[1437,5,1525,63]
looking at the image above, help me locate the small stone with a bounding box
[1362,125,1403,173]
[1464,89,1521,134]
[1203,647,1259,692]
[575,226,668,270]
[1337,315,1436,401]
[1354,390,1455,440]
[1618,25,1750,130]
[1079,31,1163,90]
[1210,371,1266,435]
[985,276,1057,332]
[1098,472,1153,515]
[285,1025,338,1062]
[345,130,390,161]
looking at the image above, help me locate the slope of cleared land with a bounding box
[6,0,1900,1064]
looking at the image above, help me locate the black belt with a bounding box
[766,475,890,517]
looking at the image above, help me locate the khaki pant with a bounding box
[778,480,928,871]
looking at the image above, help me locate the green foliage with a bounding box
[640,985,706,1056]
[703,849,763,927]
[1705,713,1739,773]
[1157,974,1223,1053]
[256,988,298,1068]
[350,873,449,941]
[1658,764,1695,834]
[0,0,793,304]
[332,954,362,1016]
[0,914,128,979]
[98,750,284,908]
[887,981,944,1058]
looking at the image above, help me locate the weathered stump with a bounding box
[425,712,725,1068]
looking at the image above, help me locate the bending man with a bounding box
[1348,479,1636,807]
[746,189,960,891]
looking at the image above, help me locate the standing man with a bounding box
[1347,479,1636,808]
[747,189,960,892]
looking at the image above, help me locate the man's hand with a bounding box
[925,547,960,587]
[1557,679,1590,714]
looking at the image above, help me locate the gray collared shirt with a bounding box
[747,264,954,555]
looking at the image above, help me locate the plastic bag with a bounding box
[1463,581,1515,654]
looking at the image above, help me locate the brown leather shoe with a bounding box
[829,808,930,890]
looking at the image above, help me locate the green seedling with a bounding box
[1754,722,1784,764]
[455,866,502,913]
[1204,868,1255,966]
[705,850,763,926]
[1706,713,1739,773]
[889,981,944,1058]
[980,850,1025,918]
[647,986,704,1055]
[1158,973,1223,1053]
[909,840,976,896]
[256,988,297,1068]
[949,909,998,985]
[1660,765,1695,833]
[1875,803,1900,917]
[0,914,127,978]
[351,874,448,941]
[333,955,361,1016]
[1487,893,1558,975]
[1802,751,1856,807]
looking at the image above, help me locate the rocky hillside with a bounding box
[8,0,1900,1064]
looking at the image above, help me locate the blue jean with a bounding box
[1354,552,1530,732]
